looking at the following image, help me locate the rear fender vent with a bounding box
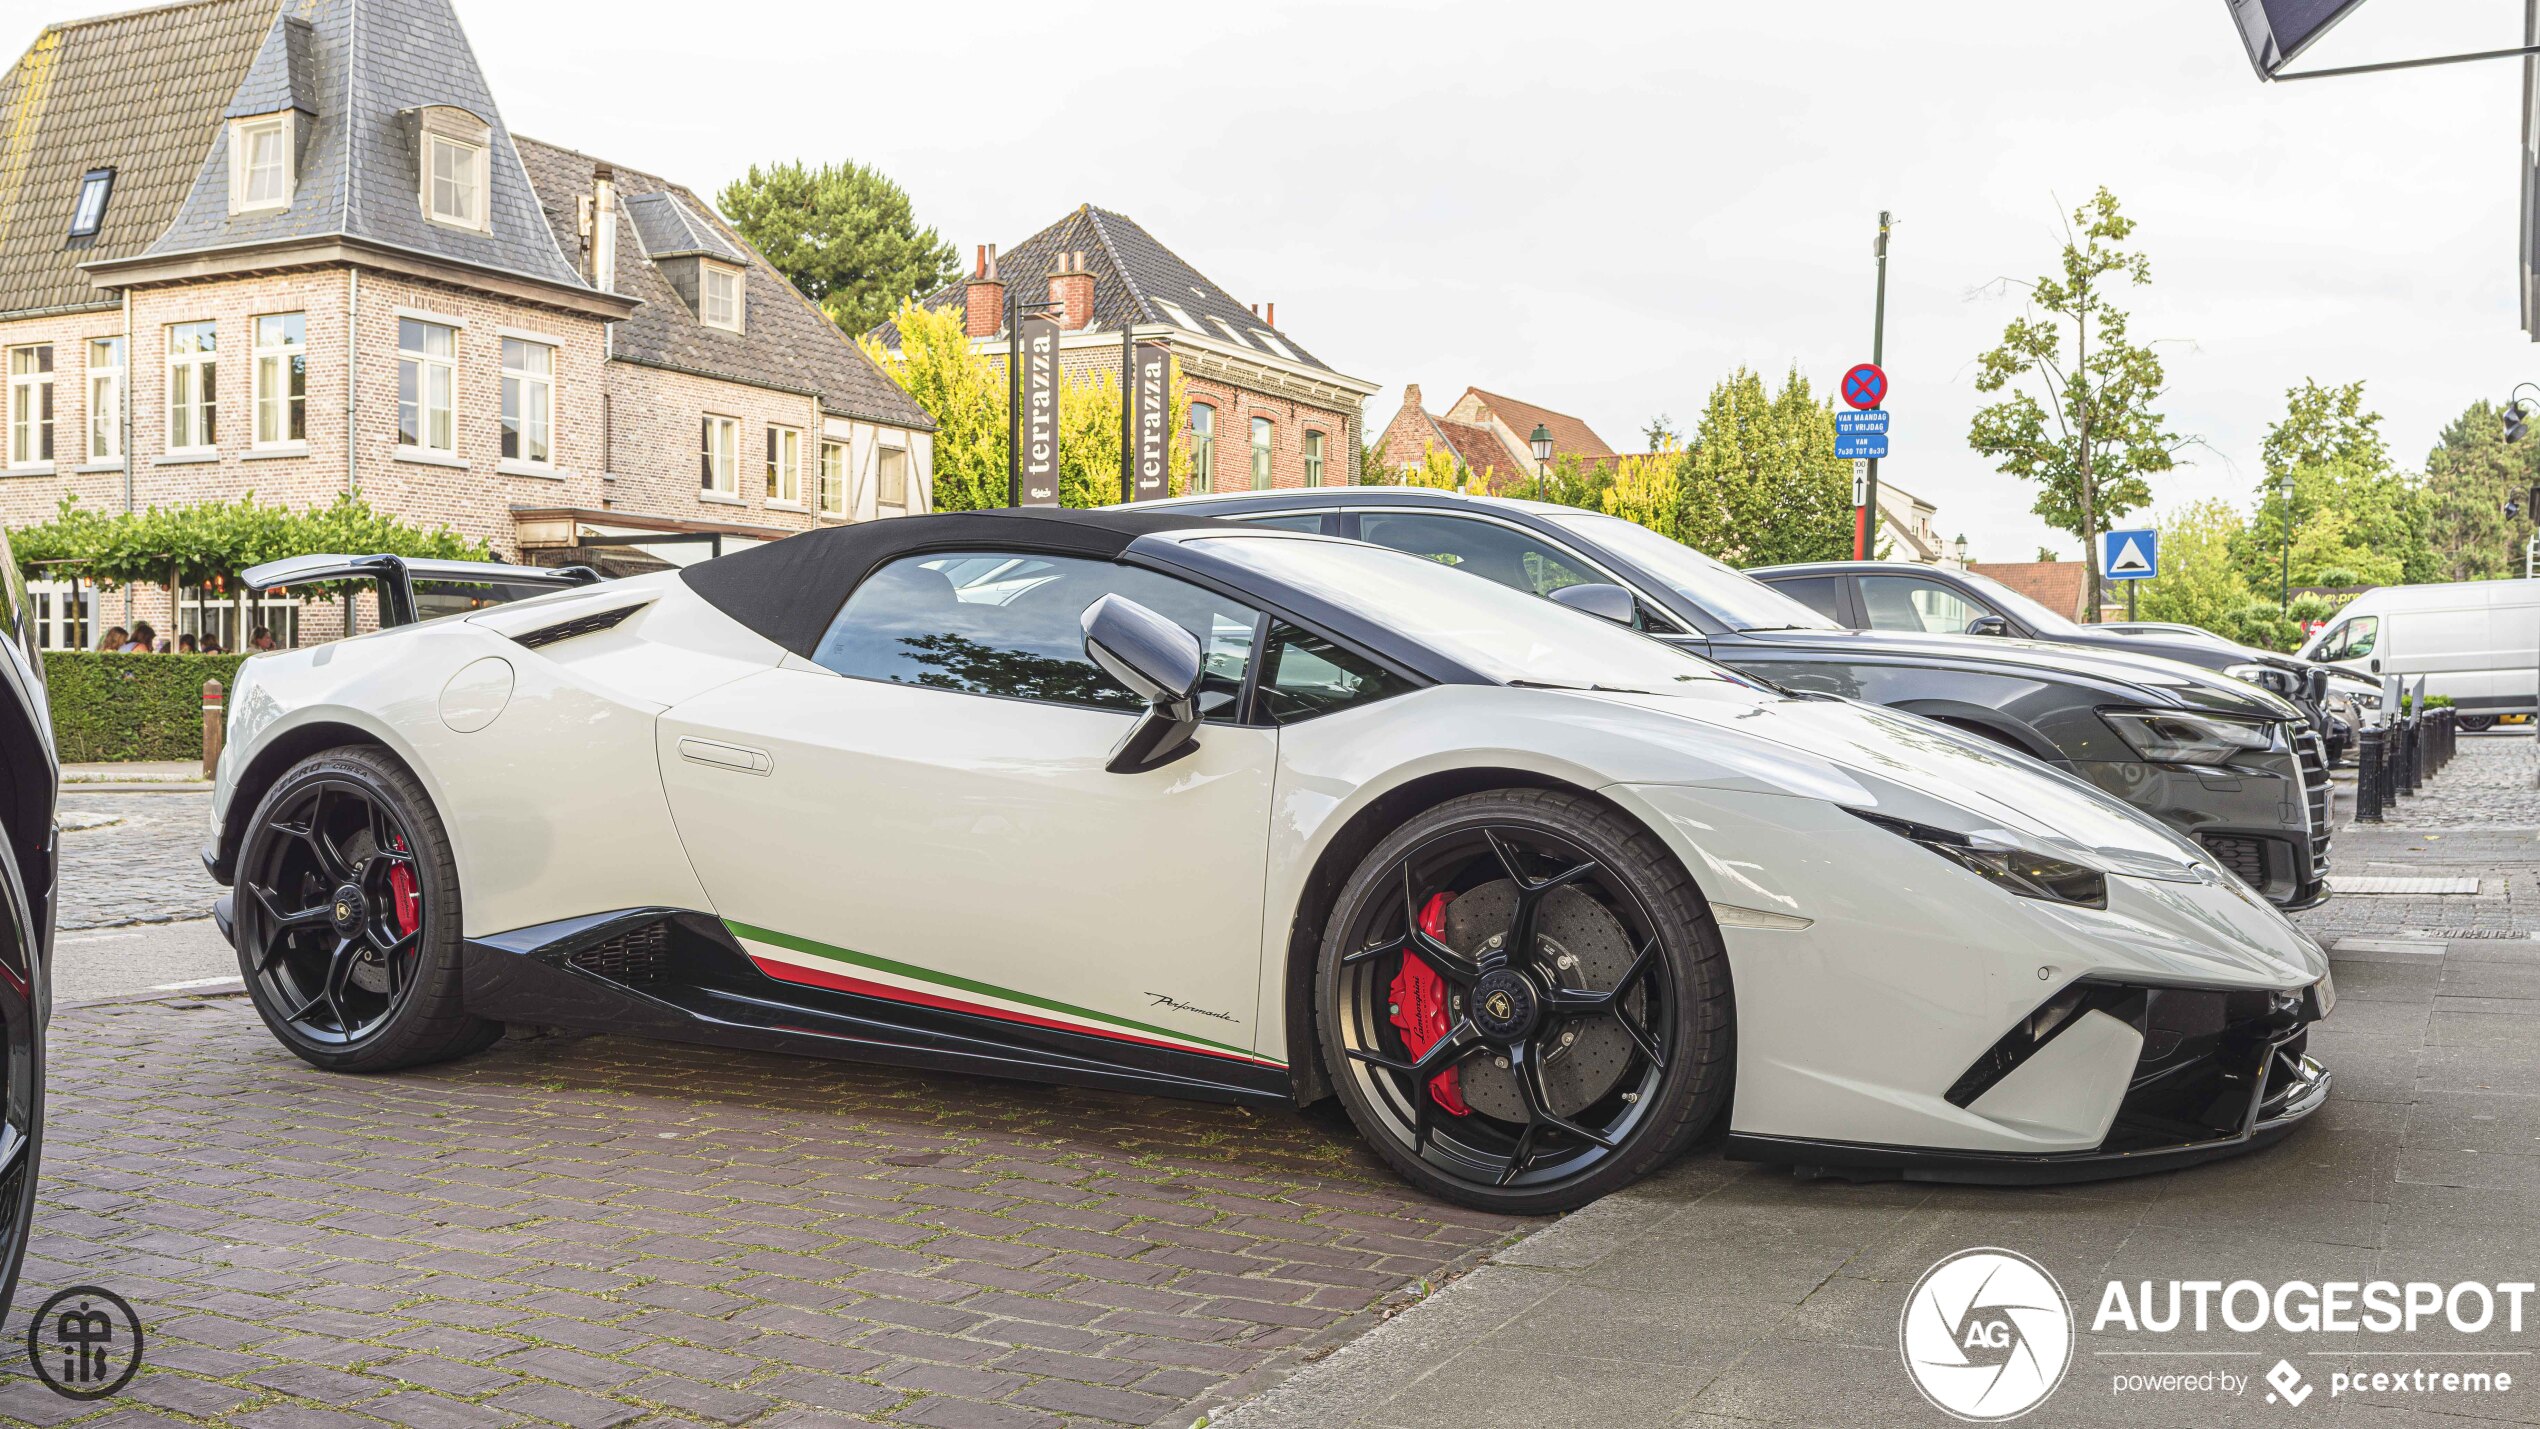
[512,601,644,649]
[566,924,668,985]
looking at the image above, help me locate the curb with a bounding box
[59,980,245,1011]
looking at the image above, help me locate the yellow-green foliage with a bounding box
[1601,451,1683,538]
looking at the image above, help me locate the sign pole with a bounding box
[1006,286,1022,508]
[1858,210,1892,560]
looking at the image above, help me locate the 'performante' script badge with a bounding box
[1900,1247,2074,1422]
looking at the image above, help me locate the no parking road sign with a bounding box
[1841,363,1887,410]
[2101,528,2158,581]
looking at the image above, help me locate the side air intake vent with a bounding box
[512,601,643,649]
[567,924,668,985]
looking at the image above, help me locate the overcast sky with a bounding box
[39,0,2540,561]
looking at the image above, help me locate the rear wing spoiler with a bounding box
[240,554,602,629]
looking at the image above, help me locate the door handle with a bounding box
[678,737,772,775]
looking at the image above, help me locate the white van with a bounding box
[2299,579,2540,729]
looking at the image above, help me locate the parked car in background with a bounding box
[2297,578,2540,731]
[1749,559,2351,756]
[202,510,2333,1209]
[0,527,52,1323]
[1142,490,2333,910]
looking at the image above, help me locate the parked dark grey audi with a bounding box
[1144,488,2331,909]
[1748,558,2364,762]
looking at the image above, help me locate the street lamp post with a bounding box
[1953,534,1968,570]
[2278,472,2295,610]
[1529,424,1553,501]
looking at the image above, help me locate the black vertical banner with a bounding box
[1124,340,1170,502]
[1018,314,1061,506]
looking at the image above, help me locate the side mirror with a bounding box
[1964,614,2010,638]
[1082,593,1205,774]
[1550,583,1636,626]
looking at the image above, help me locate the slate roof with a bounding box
[512,136,932,431]
[1459,388,1616,464]
[622,190,743,263]
[873,203,1335,373]
[141,0,589,295]
[0,0,273,315]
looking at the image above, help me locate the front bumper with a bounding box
[2075,733,2331,909]
[1727,983,2331,1184]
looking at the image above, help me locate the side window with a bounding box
[1231,512,1326,533]
[1859,575,1987,635]
[2322,616,2376,662]
[812,551,1260,720]
[1257,623,1416,725]
[1358,513,1601,599]
[1769,575,1846,625]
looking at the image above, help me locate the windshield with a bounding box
[1188,534,1762,695]
[1952,568,2082,636]
[1544,512,1839,632]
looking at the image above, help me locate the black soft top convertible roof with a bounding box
[680,507,1224,657]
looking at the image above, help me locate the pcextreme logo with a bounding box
[1899,1248,2076,1422]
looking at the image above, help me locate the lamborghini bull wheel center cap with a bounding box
[330,885,366,933]
[1471,968,1541,1041]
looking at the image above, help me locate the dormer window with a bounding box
[229,114,293,214]
[699,261,744,332]
[68,168,113,241]
[425,134,484,228]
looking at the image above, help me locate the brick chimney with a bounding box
[963,244,1005,338]
[1048,251,1096,332]
[1402,383,1423,415]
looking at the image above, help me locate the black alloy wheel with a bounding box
[0,855,43,1322]
[2460,715,2498,733]
[1319,789,1732,1212]
[237,748,498,1072]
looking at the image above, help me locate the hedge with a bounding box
[41,651,251,763]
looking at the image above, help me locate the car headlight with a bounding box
[2103,708,2281,765]
[1850,811,2109,909]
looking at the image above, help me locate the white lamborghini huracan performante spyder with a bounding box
[203,509,2332,1211]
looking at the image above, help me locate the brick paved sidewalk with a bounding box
[0,1003,1519,1429]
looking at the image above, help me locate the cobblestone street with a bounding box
[57,793,221,932]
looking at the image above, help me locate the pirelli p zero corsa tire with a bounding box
[1316,789,1733,1214]
[235,747,499,1073]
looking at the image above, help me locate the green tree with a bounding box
[1403,445,1468,491]
[1678,365,1852,564]
[1600,451,1682,537]
[718,160,959,337]
[2422,398,2537,581]
[1970,188,2183,620]
[2133,499,2260,635]
[864,300,1007,510]
[11,493,486,617]
[2235,380,2429,596]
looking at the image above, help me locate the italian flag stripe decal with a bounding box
[724,919,1283,1067]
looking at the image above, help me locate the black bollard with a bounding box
[2355,727,2383,823]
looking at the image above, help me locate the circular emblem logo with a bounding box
[329,884,365,932]
[1899,1248,2071,1422]
[26,1286,144,1401]
[1467,969,1538,1040]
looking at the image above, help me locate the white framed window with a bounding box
[818,439,846,516]
[877,443,909,513]
[1250,415,1273,490]
[766,425,801,504]
[1253,330,1299,362]
[1209,317,1253,348]
[1304,430,1325,488]
[252,313,305,448]
[396,317,456,454]
[424,133,485,229]
[1189,402,1215,494]
[500,337,554,466]
[230,114,292,213]
[166,321,216,453]
[179,584,297,653]
[69,168,113,239]
[700,415,739,496]
[699,262,744,332]
[86,337,122,463]
[1157,301,1203,333]
[25,579,94,652]
[7,346,52,468]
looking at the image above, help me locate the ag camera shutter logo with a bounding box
[1900,1248,2075,1421]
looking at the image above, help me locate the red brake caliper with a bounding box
[1388,893,1471,1116]
[386,837,421,939]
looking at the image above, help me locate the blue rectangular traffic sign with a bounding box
[1834,431,1888,460]
[2100,528,2158,581]
[1834,410,1889,435]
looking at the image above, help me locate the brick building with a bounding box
[873,206,1377,496]
[1374,384,1619,490]
[0,0,933,649]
